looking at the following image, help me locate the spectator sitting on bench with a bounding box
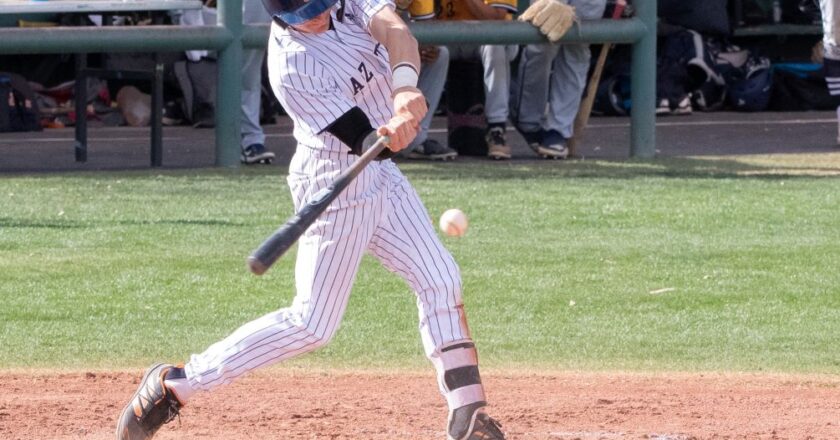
[405,0,518,160]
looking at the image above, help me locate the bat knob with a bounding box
[247,256,268,276]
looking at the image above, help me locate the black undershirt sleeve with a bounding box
[324,107,395,160]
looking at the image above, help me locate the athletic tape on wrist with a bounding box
[392,62,419,90]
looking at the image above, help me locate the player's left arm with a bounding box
[368,7,427,142]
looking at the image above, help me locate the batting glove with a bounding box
[519,0,577,43]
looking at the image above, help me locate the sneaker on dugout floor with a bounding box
[116,363,183,440]
[241,143,275,165]
[407,138,458,161]
[656,98,671,116]
[532,129,569,159]
[448,403,506,440]
[161,101,185,126]
[656,96,692,116]
[517,127,543,150]
[485,126,511,160]
[671,95,693,115]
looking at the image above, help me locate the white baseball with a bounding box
[439,209,468,237]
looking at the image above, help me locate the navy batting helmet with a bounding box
[262,0,340,26]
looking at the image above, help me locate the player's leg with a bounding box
[541,45,590,159]
[240,0,274,164]
[407,46,457,160]
[116,153,386,439]
[510,42,559,156]
[181,155,385,392]
[366,164,505,440]
[480,44,519,160]
[542,0,606,158]
[820,0,840,144]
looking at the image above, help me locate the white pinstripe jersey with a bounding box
[266,0,396,153]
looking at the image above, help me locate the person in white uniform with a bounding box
[114,0,506,438]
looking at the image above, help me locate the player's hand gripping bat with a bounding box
[247,136,390,275]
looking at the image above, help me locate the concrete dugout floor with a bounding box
[1,111,838,173]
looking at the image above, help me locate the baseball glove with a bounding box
[518,0,577,43]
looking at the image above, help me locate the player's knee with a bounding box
[434,270,463,304]
[283,311,338,352]
[437,45,450,63]
[298,322,337,350]
[480,44,507,63]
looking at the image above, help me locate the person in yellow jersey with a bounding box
[407,0,519,160]
[395,0,459,160]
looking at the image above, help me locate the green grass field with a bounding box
[2,155,839,373]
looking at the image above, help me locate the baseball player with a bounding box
[820,0,840,144]
[114,0,505,438]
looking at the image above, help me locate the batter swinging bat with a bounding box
[568,0,625,157]
[247,136,390,275]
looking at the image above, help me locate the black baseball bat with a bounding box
[247,136,390,275]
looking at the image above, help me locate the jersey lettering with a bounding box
[351,62,375,95]
[351,77,366,95]
[358,62,374,82]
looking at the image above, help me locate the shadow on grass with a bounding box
[3,152,840,182]
[0,218,88,229]
[0,218,244,229]
[396,153,840,181]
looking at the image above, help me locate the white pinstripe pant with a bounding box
[185,148,470,391]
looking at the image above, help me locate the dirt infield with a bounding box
[1,370,838,439]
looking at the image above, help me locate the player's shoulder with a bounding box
[270,25,307,53]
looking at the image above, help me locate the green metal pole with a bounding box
[410,19,647,45]
[216,0,244,167]
[0,26,231,54]
[630,0,656,158]
[241,19,648,48]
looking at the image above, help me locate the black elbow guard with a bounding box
[325,107,395,160]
